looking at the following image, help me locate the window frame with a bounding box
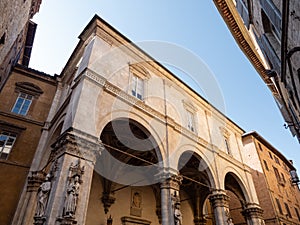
[275,198,283,215]
[186,110,195,132]
[263,160,269,171]
[12,82,43,116]
[129,64,149,101]
[131,74,144,100]
[0,131,17,160]
[284,202,292,218]
[11,92,33,115]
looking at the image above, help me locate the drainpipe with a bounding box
[281,0,289,85]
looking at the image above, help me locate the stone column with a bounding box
[158,169,183,225]
[12,171,46,225]
[209,190,230,225]
[242,203,264,225]
[193,185,207,225]
[37,128,102,225]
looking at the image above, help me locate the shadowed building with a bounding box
[213,0,300,142]
[0,0,42,91]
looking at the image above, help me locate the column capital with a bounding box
[51,128,103,163]
[242,203,264,219]
[157,168,182,190]
[209,190,229,208]
[27,171,46,192]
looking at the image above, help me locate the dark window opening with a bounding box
[0,32,6,45]
[284,203,292,218]
[276,198,283,214]
[263,160,269,171]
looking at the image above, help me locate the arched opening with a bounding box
[225,172,247,225]
[178,151,214,225]
[86,118,163,225]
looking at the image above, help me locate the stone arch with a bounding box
[173,146,217,188]
[223,169,251,224]
[97,117,164,187]
[92,117,164,218]
[177,150,217,225]
[222,168,250,203]
[96,109,166,163]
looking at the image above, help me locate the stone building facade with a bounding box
[0,64,57,224]
[9,15,265,225]
[242,131,300,224]
[0,0,42,91]
[213,0,300,142]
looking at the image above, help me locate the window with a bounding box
[225,138,231,155]
[281,173,286,183]
[131,75,144,100]
[236,0,250,27]
[273,166,281,182]
[258,143,263,151]
[274,156,280,165]
[0,132,16,160]
[12,93,33,115]
[0,32,5,45]
[269,152,273,159]
[284,203,292,218]
[187,110,195,132]
[263,160,269,171]
[295,208,300,221]
[275,198,283,214]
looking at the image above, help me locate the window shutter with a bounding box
[236,0,249,27]
[260,0,282,34]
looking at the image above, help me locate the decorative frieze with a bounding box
[50,128,103,163]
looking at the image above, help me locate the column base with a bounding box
[56,217,77,225]
[33,216,46,225]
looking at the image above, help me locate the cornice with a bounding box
[213,0,279,97]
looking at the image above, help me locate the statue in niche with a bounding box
[174,202,182,225]
[132,191,142,208]
[130,189,142,217]
[36,174,51,217]
[64,175,80,217]
[227,218,234,225]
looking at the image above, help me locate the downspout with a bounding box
[281,0,289,85]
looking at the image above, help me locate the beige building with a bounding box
[0,0,42,91]
[243,131,300,224]
[8,15,266,225]
[213,0,300,141]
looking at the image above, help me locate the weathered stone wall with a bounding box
[0,0,41,90]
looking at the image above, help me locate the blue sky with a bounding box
[30,0,299,171]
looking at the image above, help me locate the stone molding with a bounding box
[27,171,46,192]
[121,216,151,225]
[81,68,212,150]
[50,128,103,163]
